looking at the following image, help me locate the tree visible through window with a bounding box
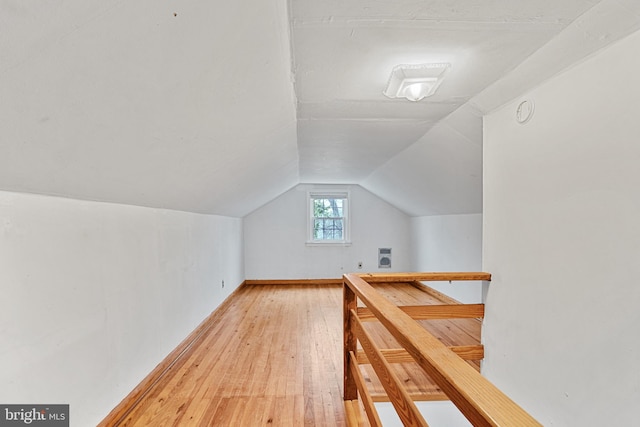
[309,193,349,243]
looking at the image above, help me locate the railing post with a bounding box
[343,275,358,400]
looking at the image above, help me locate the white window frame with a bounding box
[307,191,351,245]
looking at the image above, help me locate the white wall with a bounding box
[404,213,482,426]
[244,184,411,279]
[410,214,483,303]
[377,401,471,427]
[0,191,244,426]
[483,29,640,426]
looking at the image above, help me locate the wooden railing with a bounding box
[343,272,542,427]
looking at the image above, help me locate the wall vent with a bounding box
[378,248,392,268]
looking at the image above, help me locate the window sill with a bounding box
[305,241,352,247]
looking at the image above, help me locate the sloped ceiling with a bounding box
[0,0,298,217]
[361,0,640,216]
[1,0,639,217]
[292,0,600,184]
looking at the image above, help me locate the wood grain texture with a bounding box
[348,351,382,427]
[101,279,494,426]
[357,272,491,283]
[344,401,359,427]
[98,281,249,427]
[356,304,484,321]
[245,278,343,286]
[344,399,371,427]
[353,312,430,427]
[356,345,484,365]
[345,274,542,427]
[344,282,359,401]
[355,281,482,402]
[104,284,347,426]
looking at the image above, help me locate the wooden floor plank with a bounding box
[110,282,481,425]
[118,284,347,426]
[359,283,482,401]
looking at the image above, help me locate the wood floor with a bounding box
[358,282,481,401]
[110,282,481,426]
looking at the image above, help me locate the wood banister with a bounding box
[356,345,485,365]
[356,272,491,283]
[343,272,541,427]
[356,304,485,321]
[349,350,383,426]
[353,309,429,427]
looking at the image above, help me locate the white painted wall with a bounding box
[0,191,244,426]
[410,214,483,303]
[377,401,471,427]
[244,184,411,279]
[400,211,482,426]
[483,28,640,426]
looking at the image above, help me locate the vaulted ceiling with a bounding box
[1,0,639,217]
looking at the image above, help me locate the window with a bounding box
[308,192,349,244]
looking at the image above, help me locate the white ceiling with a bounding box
[0,0,299,217]
[1,0,639,217]
[292,0,599,183]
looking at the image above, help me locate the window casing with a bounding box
[307,192,350,244]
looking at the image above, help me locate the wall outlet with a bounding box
[221,280,225,288]
[357,261,363,269]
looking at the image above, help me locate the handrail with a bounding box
[343,272,541,427]
[356,272,491,283]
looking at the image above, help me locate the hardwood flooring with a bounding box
[357,282,481,401]
[110,281,481,426]
[117,284,345,426]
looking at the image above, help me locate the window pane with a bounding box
[314,218,343,240]
[310,194,347,242]
[313,198,343,218]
